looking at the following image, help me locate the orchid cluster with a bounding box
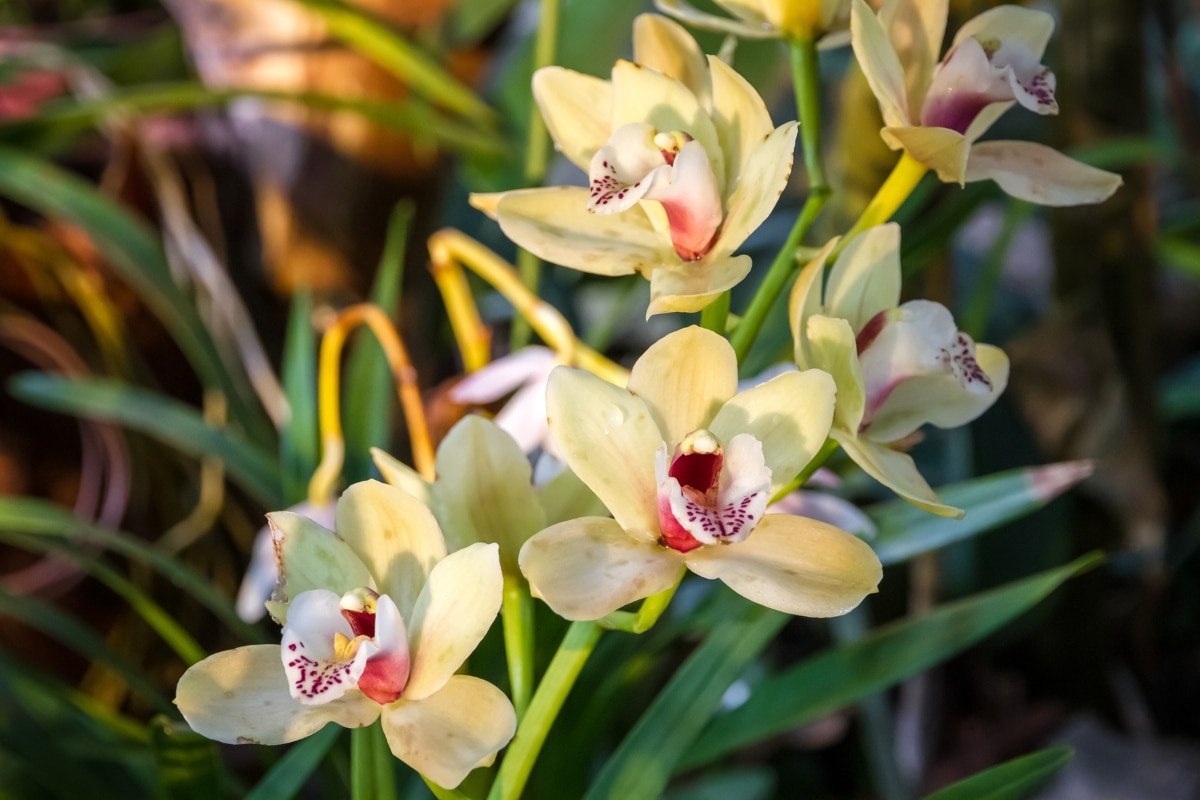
[176,1,1118,795]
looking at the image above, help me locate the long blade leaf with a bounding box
[921,745,1073,800]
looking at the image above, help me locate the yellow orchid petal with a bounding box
[176,645,380,745]
[370,447,431,506]
[707,54,775,184]
[834,431,964,518]
[882,125,969,183]
[789,235,839,367]
[269,511,374,609]
[684,514,881,616]
[404,543,503,701]
[805,314,866,434]
[532,66,614,173]
[430,416,545,574]
[335,480,447,621]
[851,0,911,128]
[716,121,798,256]
[709,369,836,495]
[632,13,711,105]
[518,517,685,621]
[964,140,1123,206]
[491,187,667,277]
[645,254,753,316]
[380,675,517,790]
[878,0,947,117]
[628,325,738,447]
[546,366,662,533]
[823,221,901,332]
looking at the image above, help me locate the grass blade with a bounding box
[921,745,1073,800]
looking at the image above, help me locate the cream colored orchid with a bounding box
[518,326,882,620]
[790,224,1009,517]
[175,480,516,790]
[470,14,798,315]
[655,0,850,42]
[850,0,1122,205]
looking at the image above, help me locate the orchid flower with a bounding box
[790,224,1009,517]
[470,14,798,315]
[655,0,851,43]
[518,326,882,620]
[370,416,605,573]
[236,500,334,623]
[175,481,516,789]
[850,0,1121,205]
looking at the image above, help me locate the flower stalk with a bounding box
[731,33,830,362]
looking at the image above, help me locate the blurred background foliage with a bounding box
[0,0,1198,797]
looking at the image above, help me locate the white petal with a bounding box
[823,222,901,332]
[380,675,516,790]
[404,543,503,700]
[336,480,448,621]
[851,0,911,128]
[281,590,371,704]
[610,59,725,197]
[952,5,1054,60]
[642,139,725,261]
[532,66,613,173]
[964,140,1123,206]
[519,517,685,620]
[715,122,797,256]
[490,187,670,277]
[270,511,373,608]
[175,645,380,745]
[449,347,556,404]
[709,369,836,495]
[920,36,1019,134]
[768,490,878,539]
[684,514,882,616]
[356,594,412,705]
[627,326,737,448]
[834,431,963,518]
[588,123,670,215]
[546,366,662,533]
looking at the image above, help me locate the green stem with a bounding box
[511,0,561,350]
[769,436,840,504]
[501,575,535,719]
[488,621,603,800]
[350,722,396,800]
[599,580,680,633]
[731,34,830,363]
[699,290,731,335]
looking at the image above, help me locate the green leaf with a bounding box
[868,461,1092,567]
[0,588,172,715]
[584,597,788,800]
[921,745,1074,800]
[680,553,1103,769]
[244,725,342,800]
[0,144,273,443]
[0,529,205,665]
[0,84,506,159]
[290,0,496,124]
[1161,356,1200,421]
[0,496,265,644]
[280,290,319,504]
[149,716,226,800]
[343,201,412,482]
[9,373,282,509]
